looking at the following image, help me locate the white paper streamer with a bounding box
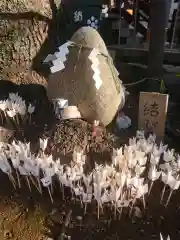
[58,41,73,53]
[18,165,29,176]
[49,41,73,73]
[88,48,102,90]
[54,52,67,62]
[0,155,12,174]
[50,61,65,73]
[1,129,180,213]
[41,176,52,187]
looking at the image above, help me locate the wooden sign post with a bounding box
[138,92,169,141]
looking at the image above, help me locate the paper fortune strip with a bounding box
[41,176,52,187]
[88,48,102,90]
[50,41,73,73]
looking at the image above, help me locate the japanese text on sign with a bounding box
[143,101,159,117]
[143,101,159,132]
[74,11,83,22]
[138,92,169,140]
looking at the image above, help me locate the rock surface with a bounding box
[0,0,60,86]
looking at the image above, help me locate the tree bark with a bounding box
[0,0,59,86]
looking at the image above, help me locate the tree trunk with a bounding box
[0,0,59,86]
[147,0,171,78]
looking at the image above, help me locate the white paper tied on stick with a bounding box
[18,165,29,176]
[24,161,34,173]
[24,161,39,177]
[30,165,39,177]
[74,187,81,196]
[88,48,102,90]
[45,167,55,177]
[11,156,20,169]
[41,175,52,187]
[0,155,12,174]
[82,192,92,203]
[59,174,70,187]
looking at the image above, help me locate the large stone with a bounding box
[0,0,52,85]
[47,26,125,126]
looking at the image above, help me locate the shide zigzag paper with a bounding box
[51,41,73,73]
[46,41,73,74]
[88,48,102,90]
[43,54,57,63]
[51,59,65,74]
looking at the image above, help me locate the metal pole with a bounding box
[147,0,171,79]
